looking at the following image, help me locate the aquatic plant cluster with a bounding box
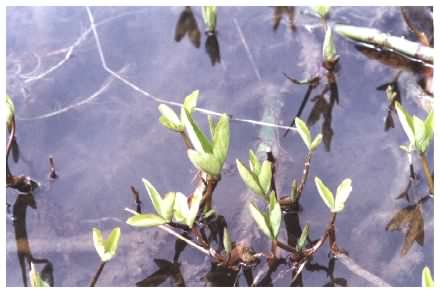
[5,6,434,287]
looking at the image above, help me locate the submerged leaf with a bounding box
[127,213,168,228]
[175,7,201,48]
[314,177,334,211]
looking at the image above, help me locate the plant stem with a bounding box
[276,240,296,253]
[180,132,193,149]
[203,177,218,211]
[296,152,312,201]
[419,152,434,194]
[89,261,106,287]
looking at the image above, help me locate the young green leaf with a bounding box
[208,115,216,138]
[181,108,213,154]
[310,133,323,152]
[323,26,338,64]
[29,262,50,287]
[295,117,312,150]
[296,224,310,251]
[395,102,415,146]
[186,191,203,227]
[268,191,281,239]
[103,227,121,260]
[248,202,272,240]
[187,149,221,177]
[314,177,334,211]
[422,266,434,287]
[92,227,121,262]
[158,104,183,132]
[223,227,232,253]
[312,6,330,19]
[202,6,217,32]
[236,159,265,198]
[212,114,230,166]
[333,178,352,213]
[142,178,163,217]
[173,192,189,224]
[161,192,177,221]
[248,149,261,174]
[413,115,426,152]
[183,90,199,113]
[416,111,434,153]
[126,213,168,228]
[6,95,15,131]
[258,160,272,196]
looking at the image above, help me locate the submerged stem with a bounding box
[89,261,106,287]
[419,152,434,195]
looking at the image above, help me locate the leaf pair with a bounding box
[173,191,203,227]
[158,90,199,132]
[395,102,434,154]
[236,149,272,201]
[295,117,323,152]
[202,6,217,33]
[248,191,281,240]
[6,95,15,131]
[92,227,121,262]
[315,177,352,213]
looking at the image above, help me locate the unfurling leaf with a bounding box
[236,159,265,198]
[223,227,232,253]
[183,90,199,113]
[296,224,310,251]
[395,102,415,146]
[333,178,352,213]
[127,213,168,228]
[212,114,230,166]
[295,117,312,150]
[158,104,184,132]
[258,160,272,196]
[422,266,434,287]
[92,227,121,262]
[248,202,272,240]
[29,262,50,287]
[314,177,334,211]
[187,149,221,177]
[268,191,281,239]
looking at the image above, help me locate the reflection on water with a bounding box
[6,6,434,286]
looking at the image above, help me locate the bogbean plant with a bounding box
[126,87,354,280]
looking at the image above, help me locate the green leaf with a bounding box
[248,149,261,174]
[208,115,216,138]
[186,191,203,227]
[268,191,281,239]
[202,6,217,32]
[248,202,272,240]
[417,110,434,153]
[422,266,434,287]
[312,6,330,18]
[173,192,189,224]
[142,178,163,217]
[6,95,15,130]
[126,213,168,228]
[158,104,183,132]
[181,108,213,153]
[183,90,199,113]
[333,178,352,213]
[223,227,232,253]
[258,160,272,196]
[29,262,50,287]
[314,177,334,211]
[236,159,265,198]
[310,133,323,152]
[212,114,230,166]
[104,227,121,260]
[395,102,415,146]
[92,227,121,262]
[161,192,177,221]
[295,117,312,150]
[296,224,310,252]
[187,149,221,176]
[323,25,337,63]
[413,115,426,152]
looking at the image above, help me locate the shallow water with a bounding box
[6,6,433,286]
